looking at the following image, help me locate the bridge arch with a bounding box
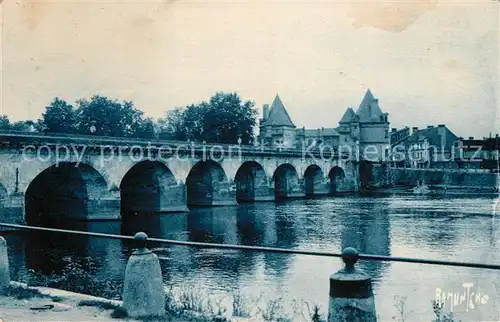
[186,160,235,207]
[18,155,115,195]
[25,162,111,225]
[120,160,187,215]
[329,166,345,194]
[273,163,302,199]
[234,161,272,202]
[304,164,325,197]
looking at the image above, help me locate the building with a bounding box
[257,89,391,162]
[295,127,340,148]
[258,95,297,149]
[336,89,390,162]
[390,127,410,145]
[453,135,500,171]
[391,125,459,169]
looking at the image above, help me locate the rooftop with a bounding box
[265,94,296,128]
[297,128,339,137]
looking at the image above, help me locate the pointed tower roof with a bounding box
[356,89,384,122]
[339,107,357,124]
[267,94,296,127]
[359,89,375,108]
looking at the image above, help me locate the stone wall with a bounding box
[379,168,498,190]
[0,194,25,230]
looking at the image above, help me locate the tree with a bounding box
[38,98,76,133]
[0,115,36,132]
[157,107,188,140]
[0,115,10,130]
[10,120,35,132]
[204,92,257,144]
[75,95,155,138]
[158,92,257,144]
[133,117,156,139]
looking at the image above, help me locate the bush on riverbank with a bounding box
[161,284,327,321]
[431,301,460,322]
[0,284,46,300]
[18,257,123,300]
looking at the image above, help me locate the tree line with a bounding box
[0,92,258,144]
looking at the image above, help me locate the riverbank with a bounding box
[0,294,117,321]
[0,282,237,322]
[0,282,120,321]
[366,185,499,197]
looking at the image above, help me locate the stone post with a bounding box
[328,247,376,322]
[0,236,10,291]
[122,232,165,318]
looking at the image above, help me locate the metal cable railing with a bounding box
[1,222,500,271]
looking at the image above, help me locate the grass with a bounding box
[432,301,461,322]
[51,296,65,302]
[110,306,128,319]
[390,297,460,322]
[1,284,46,300]
[19,258,123,300]
[231,291,251,318]
[161,285,325,322]
[392,295,408,322]
[78,299,120,311]
[306,303,325,322]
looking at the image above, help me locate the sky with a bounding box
[0,0,498,138]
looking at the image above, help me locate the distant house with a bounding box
[390,127,410,145]
[391,125,459,169]
[295,127,340,148]
[453,135,500,170]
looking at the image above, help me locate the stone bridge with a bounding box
[0,131,361,224]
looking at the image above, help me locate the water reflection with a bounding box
[2,195,499,321]
[23,221,123,279]
[339,199,391,282]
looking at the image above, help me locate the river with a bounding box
[2,194,500,321]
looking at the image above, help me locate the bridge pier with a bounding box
[187,177,237,207]
[305,177,331,197]
[157,182,189,212]
[237,185,274,202]
[330,166,356,194]
[0,193,25,227]
[274,177,306,199]
[87,198,121,220]
[304,165,329,197]
[210,181,237,206]
[186,161,238,207]
[236,165,275,202]
[120,182,188,214]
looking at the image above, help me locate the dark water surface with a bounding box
[3,195,500,321]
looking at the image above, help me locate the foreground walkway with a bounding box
[0,295,116,321]
[0,283,230,322]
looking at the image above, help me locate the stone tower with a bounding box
[258,94,296,148]
[356,89,390,161]
[337,89,390,161]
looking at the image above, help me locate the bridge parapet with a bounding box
[0,130,352,160]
